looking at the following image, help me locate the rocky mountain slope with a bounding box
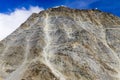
[0,6,120,80]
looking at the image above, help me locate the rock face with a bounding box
[0,6,120,80]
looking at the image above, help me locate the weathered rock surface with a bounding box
[0,6,120,80]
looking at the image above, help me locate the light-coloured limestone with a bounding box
[0,6,120,80]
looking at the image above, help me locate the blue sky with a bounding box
[0,0,120,40]
[0,0,120,16]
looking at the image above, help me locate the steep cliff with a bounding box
[0,6,120,80]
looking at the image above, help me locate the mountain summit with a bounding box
[0,6,120,80]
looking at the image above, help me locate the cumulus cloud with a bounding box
[0,6,44,40]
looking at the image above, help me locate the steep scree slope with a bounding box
[0,6,120,80]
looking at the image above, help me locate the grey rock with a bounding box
[0,6,120,80]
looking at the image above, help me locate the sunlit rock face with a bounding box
[0,6,120,80]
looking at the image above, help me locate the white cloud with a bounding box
[0,6,44,40]
[67,0,98,8]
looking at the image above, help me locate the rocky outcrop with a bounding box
[0,6,120,80]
